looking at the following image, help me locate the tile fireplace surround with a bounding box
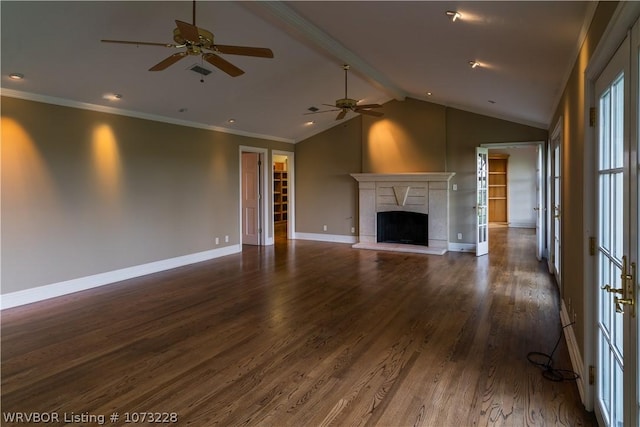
[351,173,456,255]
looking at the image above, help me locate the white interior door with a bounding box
[594,34,637,427]
[242,152,261,246]
[536,144,544,261]
[476,147,489,257]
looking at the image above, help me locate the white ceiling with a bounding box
[1,1,595,143]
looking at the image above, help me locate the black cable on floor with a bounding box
[527,321,580,382]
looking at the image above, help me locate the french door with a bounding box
[594,32,638,427]
[551,127,562,286]
[476,147,489,256]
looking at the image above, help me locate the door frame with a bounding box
[272,149,295,240]
[481,141,546,260]
[582,1,640,414]
[239,146,270,246]
[549,120,562,288]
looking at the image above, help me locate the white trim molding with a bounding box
[508,222,536,229]
[294,232,357,244]
[1,89,295,144]
[448,242,476,253]
[1,245,241,310]
[560,300,586,405]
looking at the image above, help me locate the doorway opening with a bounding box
[488,154,509,225]
[272,150,295,244]
[481,142,546,260]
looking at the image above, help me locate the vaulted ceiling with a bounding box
[1,1,595,143]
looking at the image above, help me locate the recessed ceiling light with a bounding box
[228,119,236,123]
[445,11,462,22]
[102,93,122,101]
[9,73,24,80]
[426,92,433,96]
[178,108,188,113]
[305,121,315,125]
[469,61,480,69]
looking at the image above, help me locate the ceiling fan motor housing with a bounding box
[173,27,214,55]
[336,98,358,109]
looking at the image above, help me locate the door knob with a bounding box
[605,256,637,317]
[615,296,634,313]
[602,284,624,295]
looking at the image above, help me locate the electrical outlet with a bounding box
[457,233,463,240]
[323,225,327,232]
[215,237,219,245]
[453,184,458,191]
[351,227,355,233]
[225,235,229,243]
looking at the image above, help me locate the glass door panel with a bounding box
[595,35,635,427]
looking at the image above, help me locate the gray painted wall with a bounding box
[1,96,292,295]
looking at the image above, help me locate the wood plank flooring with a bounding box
[1,228,596,426]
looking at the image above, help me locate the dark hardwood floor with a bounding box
[1,228,596,426]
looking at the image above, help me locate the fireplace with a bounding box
[351,173,455,255]
[377,211,428,246]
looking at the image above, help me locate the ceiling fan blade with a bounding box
[355,104,382,109]
[356,109,384,117]
[175,19,201,43]
[149,52,188,71]
[336,109,347,120]
[203,53,244,77]
[303,109,340,115]
[213,45,274,58]
[101,39,176,48]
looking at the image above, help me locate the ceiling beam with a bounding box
[249,1,407,101]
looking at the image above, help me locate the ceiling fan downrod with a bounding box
[343,64,350,99]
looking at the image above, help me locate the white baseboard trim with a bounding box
[509,222,536,229]
[448,242,476,253]
[560,300,586,404]
[1,244,242,310]
[294,232,357,244]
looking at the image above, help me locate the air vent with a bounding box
[307,106,319,112]
[189,65,212,76]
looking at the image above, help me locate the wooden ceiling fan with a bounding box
[101,1,273,77]
[306,65,383,120]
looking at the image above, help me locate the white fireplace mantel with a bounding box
[351,172,455,255]
[351,172,456,183]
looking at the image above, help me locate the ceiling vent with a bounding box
[307,106,319,112]
[189,65,212,76]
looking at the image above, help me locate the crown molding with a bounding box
[0,88,295,144]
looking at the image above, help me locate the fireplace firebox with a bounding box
[377,211,428,246]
